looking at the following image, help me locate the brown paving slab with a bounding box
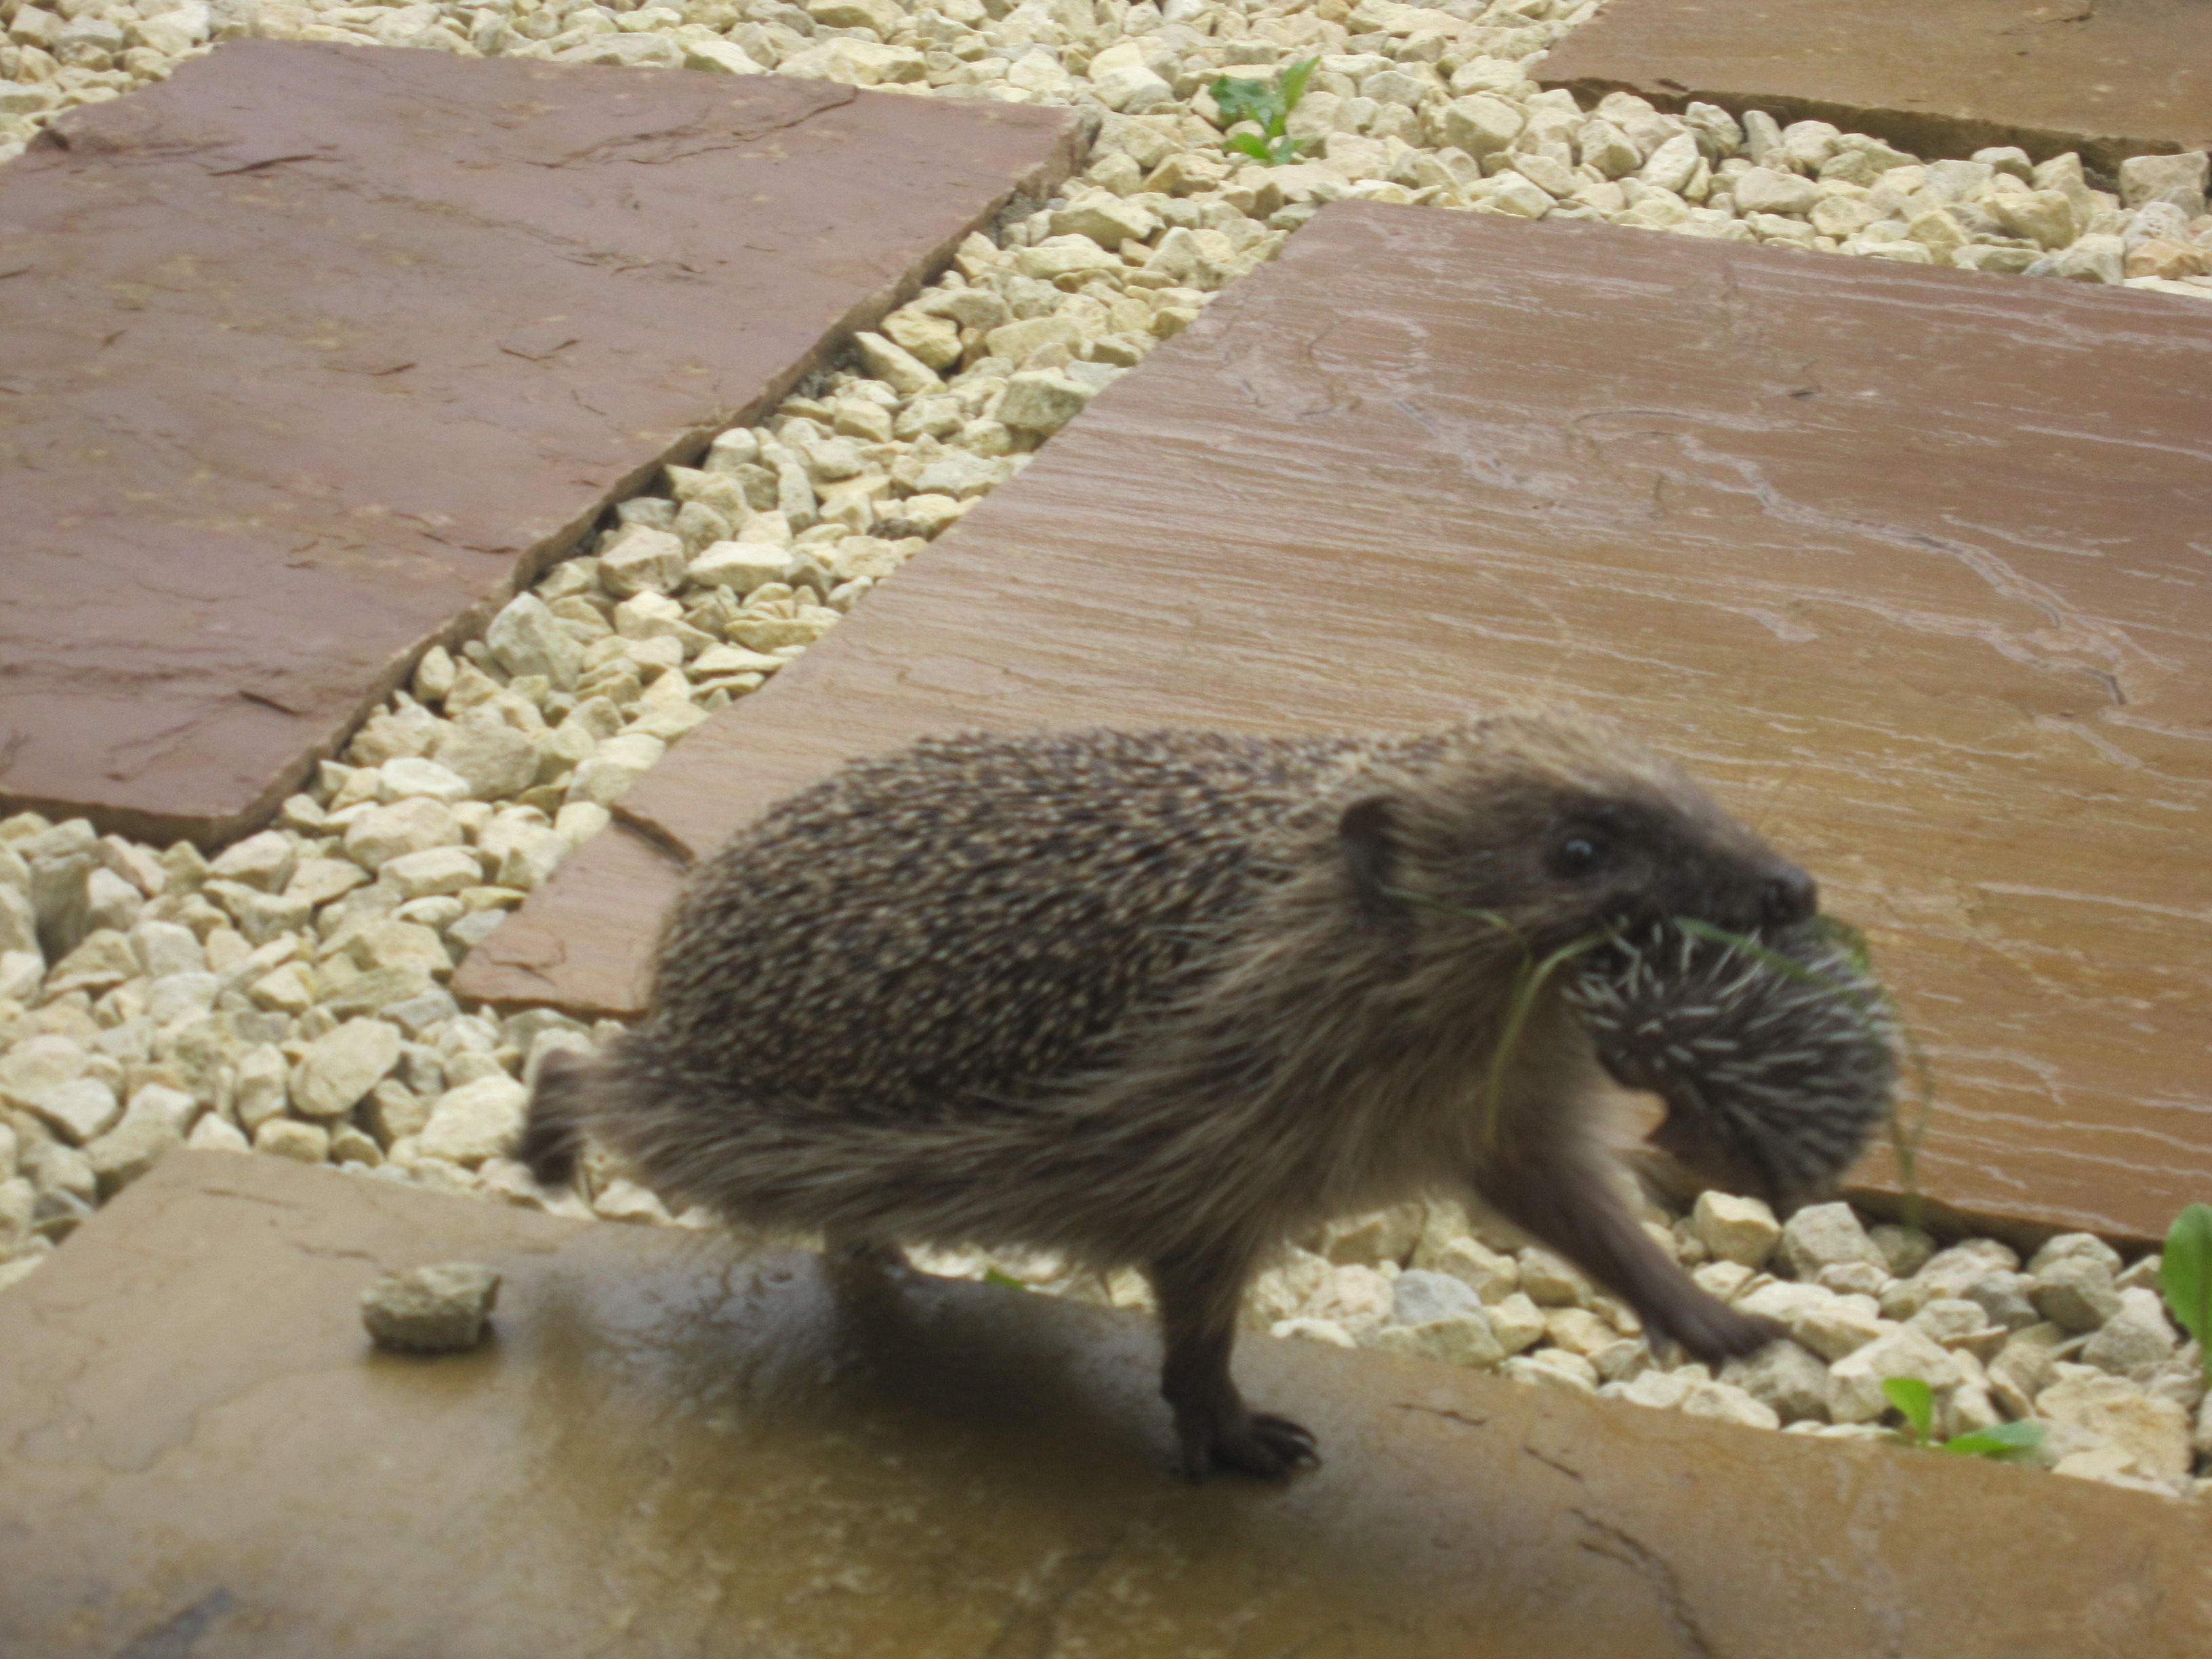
[0,41,1080,849]
[459,201,2212,1250]
[4,1151,2206,1657]
[1536,0,2212,173]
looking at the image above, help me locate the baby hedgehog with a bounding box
[525,713,1833,1480]
[1568,918,1896,1209]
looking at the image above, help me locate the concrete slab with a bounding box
[4,1151,2207,1657]
[457,201,2212,1249]
[0,40,1080,848]
[1536,0,2212,173]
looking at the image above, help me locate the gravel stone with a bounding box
[1906,1297,2008,1361]
[1723,1339,1835,1423]
[2030,1231,2125,1276]
[2034,1254,2124,1334]
[1791,1298,1890,1364]
[83,1103,186,1197]
[380,846,485,903]
[416,1074,528,1166]
[186,1114,251,1153]
[1829,1327,1962,1423]
[2081,1288,2180,1377]
[2038,1372,2194,1483]
[689,540,792,594]
[2118,150,2209,216]
[1390,1267,1485,1327]
[433,714,538,802]
[996,369,1097,434]
[1372,1313,1506,1370]
[22,1076,122,1146]
[1317,1202,1427,1266]
[1679,1379,1782,1431]
[207,830,298,893]
[344,798,464,872]
[0,1033,92,1111]
[1779,1202,1887,1279]
[1484,1291,1549,1355]
[1502,1349,1599,1395]
[254,1118,331,1163]
[291,1018,403,1118]
[1692,1191,1781,1268]
[361,1261,501,1353]
[1517,1247,1592,1307]
[1957,1269,2041,1331]
[1416,1235,1520,1304]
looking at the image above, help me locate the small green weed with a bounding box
[1209,57,1319,167]
[1880,1376,2045,1460]
[982,1267,1028,1291]
[2159,1202,2212,1384]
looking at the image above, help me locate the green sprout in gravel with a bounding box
[1210,56,1319,167]
[2160,1202,2212,1384]
[1880,1377,2045,1460]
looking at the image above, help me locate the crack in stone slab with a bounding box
[1572,1509,1719,1659]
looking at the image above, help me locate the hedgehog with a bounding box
[523,712,1849,1479]
[1566,919,1896,1209]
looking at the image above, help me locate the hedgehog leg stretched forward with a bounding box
[523,713,1869,1480]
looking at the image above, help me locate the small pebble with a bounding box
[361,1261,502,1353]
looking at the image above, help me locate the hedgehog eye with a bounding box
[1548,834,1607,879]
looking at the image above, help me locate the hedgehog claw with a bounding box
[1179,1410,1321,1482]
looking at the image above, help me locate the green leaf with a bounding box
[1267,134,1303,165]
[2161,1203,2212,1380]
[1209,74,1277,128]
[1225,132,1275,165]
[981,1267,1027,1291]
[1278,55,1319,114]
[1938,1420,2046,1460]
[1880,1376,1935,1444]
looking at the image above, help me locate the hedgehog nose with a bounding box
[1761,868,1818,926]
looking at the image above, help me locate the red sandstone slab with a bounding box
[1536,0,2212,173]
[457,201,2212,1248]
[0,40,1078,848]
[5,1151,2207,1657]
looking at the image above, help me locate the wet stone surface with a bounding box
[0,39,1079,846]
[461,200,2212,1247]
[5,1153,2209,1658]
[1537,0,2212,175]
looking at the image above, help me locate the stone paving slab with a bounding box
[5,1151,2206,1658]
[0,41,1079,849]
[1536,0,2212,173]
[457,201,2212,1248]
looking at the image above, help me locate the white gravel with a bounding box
[3,0,2209,1497]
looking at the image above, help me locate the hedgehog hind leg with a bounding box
[1149,1242,1320,1482]
[519,1047,594,1189]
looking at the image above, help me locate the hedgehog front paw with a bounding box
[1174,1406,1320,1482]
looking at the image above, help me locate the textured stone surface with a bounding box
[0,41,1080,846]
[5,1152,2208,1657]
[1536,0,2212,173]
[457,201,2212,1246]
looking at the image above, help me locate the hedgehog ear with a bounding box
[1338,795,1401,920]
